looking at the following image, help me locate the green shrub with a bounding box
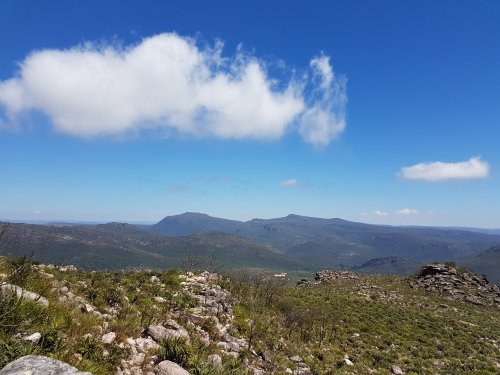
[75,336,103,362]
[0,336,42,368]
[158,337,191,367]
[5,256,34,287]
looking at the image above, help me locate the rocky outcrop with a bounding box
[0,283,49,307]
[118,271,253,374]
[179,271,248,357]
[0,355,91,374]
[409,263,500,307]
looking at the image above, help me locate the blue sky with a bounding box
[1,0,499,227]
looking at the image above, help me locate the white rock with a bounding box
[81,304,95,313]
[154,360,190,375]
[154,296,167,303]
[102,332,116,344]
[0,283,49,307]
[131,352,145,366]
[22,332,41,343]
[136,337,160,353]
[344,358,354,366]
[391,365,404,374]
[0,355,90,374]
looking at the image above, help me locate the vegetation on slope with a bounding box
[1,254,499,374]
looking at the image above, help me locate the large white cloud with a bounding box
[400,157,489,182]
[0,33,347,146]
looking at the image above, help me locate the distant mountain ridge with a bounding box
[0,221,300,271]
[461,245,500,284]
[152,212,500,265]
[1,213,499,282]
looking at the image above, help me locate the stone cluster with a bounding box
[409,263,500,307]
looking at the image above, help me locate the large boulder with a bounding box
[154,360,190,375]
[0,355,91,374]
[147,323,189,343]
[0,283,49,307]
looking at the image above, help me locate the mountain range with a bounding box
[1,212,500,283]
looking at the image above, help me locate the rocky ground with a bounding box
[409,263,500,307]
[1,261,500,374]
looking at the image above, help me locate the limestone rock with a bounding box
[0,355,91,374]
[147,324,189,343]
[101,332,116,344]
[154,360,190,375]
[391,365,404,374]
[0,283,49,307]
[22,332,41,343]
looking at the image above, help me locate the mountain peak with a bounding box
[179,212,211,217]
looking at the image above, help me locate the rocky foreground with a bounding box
[1,261,499,374]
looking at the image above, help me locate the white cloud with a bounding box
[280,179,298,187]
[298,55,347,147]
[310,55,333,89]
[0,33,347,146]
[400,157,489,182]
[395,208,419,216]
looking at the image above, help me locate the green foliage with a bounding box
[0,289,48,334]
[1,254,499,374]
[158,337,191,367]
[4,256,34,287]
[75,336,103,362]
[0,336,42,368]
[226,271,500,374]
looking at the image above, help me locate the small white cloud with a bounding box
[0,33,347,146]
[395,208,419,216]
[400,157,489,182]
[280,179,298,187]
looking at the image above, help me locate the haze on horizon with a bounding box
[1,1,499,228]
